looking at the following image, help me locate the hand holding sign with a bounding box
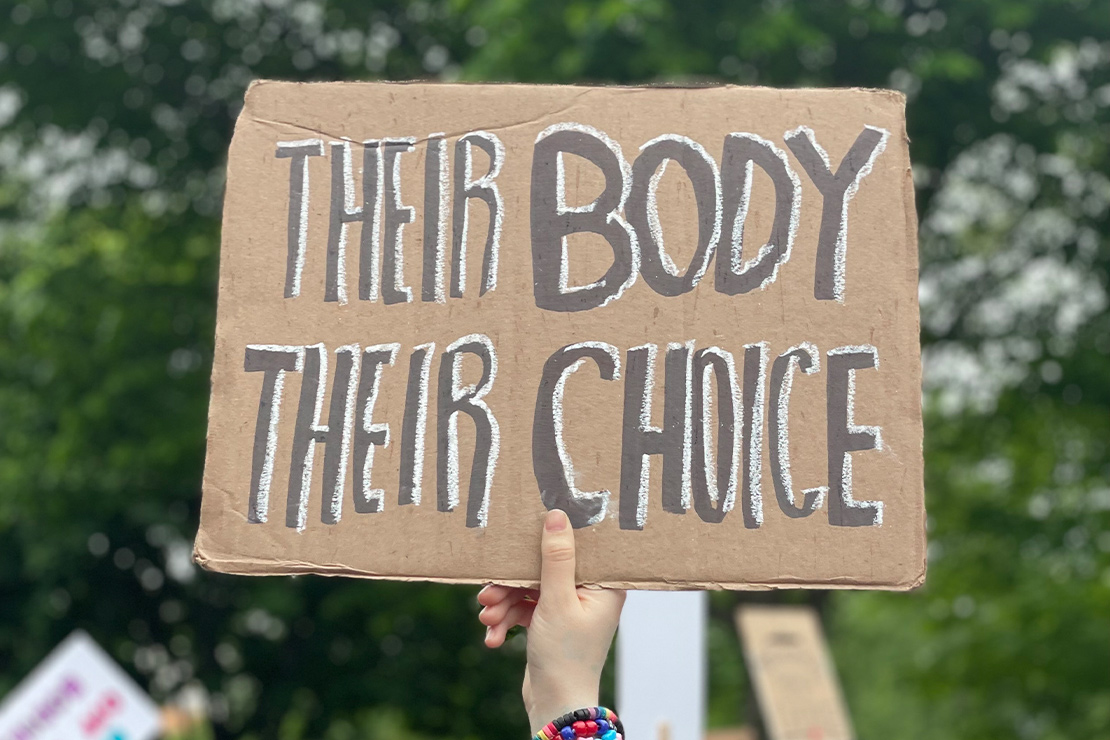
[479,509,626,732]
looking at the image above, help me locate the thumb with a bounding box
[540,509,578,606]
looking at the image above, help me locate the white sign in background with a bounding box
[617,591,707,740]
[0,631,161,740]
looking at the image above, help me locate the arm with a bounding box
[478,509,626,733]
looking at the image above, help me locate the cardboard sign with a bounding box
[0,631,161,740]
[195,81,925,589]
[736,605,854,740]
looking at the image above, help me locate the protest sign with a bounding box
[737,605,855,740]
[0,631,161,740]
[195,81,925,589]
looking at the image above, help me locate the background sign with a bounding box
[737,605,855,740]
[0,631,161,740]
[196,81,925,589]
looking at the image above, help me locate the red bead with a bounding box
[585,721,598,735]
[573,722,590,736]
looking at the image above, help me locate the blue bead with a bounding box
[561,728,576,740]
[596,721,610,734]
[602,732,617,740]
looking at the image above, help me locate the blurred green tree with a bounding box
[1,1,1108,738]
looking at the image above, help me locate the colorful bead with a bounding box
[532,708,623,740]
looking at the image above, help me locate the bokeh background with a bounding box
[1,1,1109,738]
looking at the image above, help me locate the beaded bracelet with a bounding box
[532,707,625,740]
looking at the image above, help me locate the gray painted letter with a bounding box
[784,126,889,302]
[691,347,740,524]
[245,345,304,524]
[452,131,504,298]
[436,334,500,528]
[422,134,449,303]
[352,344,399,514]
[769,343,826,519]
[382,138,416,304]
[533,342,621,528]
[398,343,435,506]
[628,135,722,297]
[826,345,884,526]
[276,140,324,298]
[715,134,800,295]
[618,343,692,530]
[531,123,638,312]
[739,342,768,528]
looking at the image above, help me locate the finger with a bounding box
[477,584,517,606]
[479,589,531,626]
[539,509,579,608]
[484,601,536,647]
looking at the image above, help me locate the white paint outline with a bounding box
[427,133,449,303]
[551,341,622,525]
[246,344,306,524]
[783,125,890,302]
[455,131,505,295]
[407,341,436,507]
[293,343,328,532]
[774,342,827,512]
[828,344,884,525]
[362,139,385,303]
[667,340,696,511]
[277,139,324,298]
[724,132,801,291]
[630,342,659,529]
[384,136,416,303]
[327,343,361,523]
[744,341,769,526]
[536,122,640,306]
[698,346,740,513]
[328,141,359,305]
[639,134,722,286]
[444,333,500,528]
[358,342,400,513]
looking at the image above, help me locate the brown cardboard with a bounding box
[736,605,855,740]
[195,81,925,590]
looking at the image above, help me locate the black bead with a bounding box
[574,709,590,721]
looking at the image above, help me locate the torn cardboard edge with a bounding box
[193,541,927,592]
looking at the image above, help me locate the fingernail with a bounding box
[484,626,492,643]
[545,509,568,531]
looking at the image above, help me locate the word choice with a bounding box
[244,336,884,531]
[276,122,888,310]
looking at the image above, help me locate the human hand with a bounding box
[478,509,626,733]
